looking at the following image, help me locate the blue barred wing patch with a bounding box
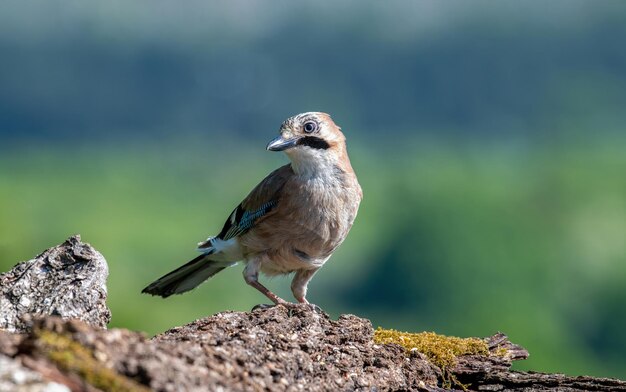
[218,200,277,241]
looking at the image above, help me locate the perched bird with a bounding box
[142,112,362,307]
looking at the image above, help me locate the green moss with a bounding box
[35,330,150,392]
[374,327,489,389]
[374,328,489,369]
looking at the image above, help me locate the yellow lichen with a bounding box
[374,327,490,390]
[373,327,489,370]
[496,346,509,357]
[35,330,150,392]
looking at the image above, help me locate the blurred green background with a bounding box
[1,0,625,380]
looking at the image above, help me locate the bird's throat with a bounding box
[288,149,338,179]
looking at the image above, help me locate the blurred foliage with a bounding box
[1,1,626,142]
[1,0,625,382]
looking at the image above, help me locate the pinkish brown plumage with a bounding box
[143,112,362,307]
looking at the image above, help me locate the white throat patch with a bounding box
[287,148,337,179]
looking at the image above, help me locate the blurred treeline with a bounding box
[1,1,625,380]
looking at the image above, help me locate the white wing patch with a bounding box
[197,237,243,263]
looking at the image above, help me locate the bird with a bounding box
[142,112,362,308]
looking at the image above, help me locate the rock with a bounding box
[0,355,70,392]
[0,235,111,333]
[3,309,623,392]
[1,237,625,391]
[151,306,440,391]
[1,308,442,392]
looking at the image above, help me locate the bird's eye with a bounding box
[303,121,318,133]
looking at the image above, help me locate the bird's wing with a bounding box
[197,164,292,249]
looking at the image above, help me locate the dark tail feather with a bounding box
[142,253,231,298]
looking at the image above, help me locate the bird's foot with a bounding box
[251,301,323,315]
[251,303,275,311]
[251,300,296,312]
[306,303,323,314]
[295,297,323,313]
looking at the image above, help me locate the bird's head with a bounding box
[266,112,347,175]
[267,112,344,152]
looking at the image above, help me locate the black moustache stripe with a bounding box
[298,136,330,150]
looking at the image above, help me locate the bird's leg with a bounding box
[243,258,290,307]
[290,268,318,304]
[291,269,323,313]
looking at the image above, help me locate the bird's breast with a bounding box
[240,169,361,274]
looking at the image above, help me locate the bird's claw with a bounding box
[251,301,296,313]
[251,303,275,311]
[306,303,323,314]
[251,302,323,315]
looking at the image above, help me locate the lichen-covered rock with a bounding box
[0,235,111,332]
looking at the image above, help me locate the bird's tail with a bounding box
[142,252,235,298]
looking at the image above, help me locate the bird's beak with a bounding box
[266,135,299,151]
